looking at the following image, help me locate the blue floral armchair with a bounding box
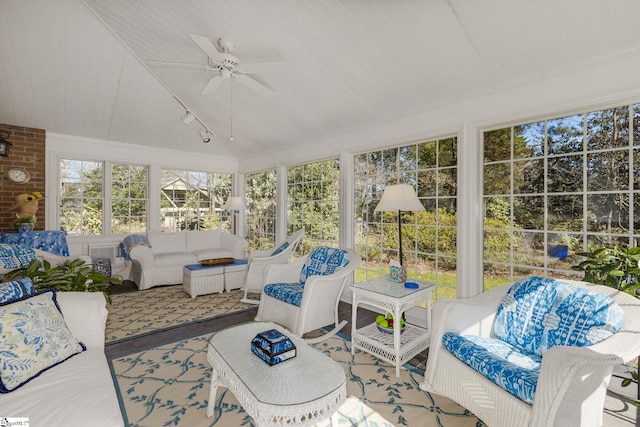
[255,246,361,343]
[421,276,640,427]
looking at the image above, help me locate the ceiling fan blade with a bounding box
[189,33,225,61]
[240,61,287,74]
[201,75,225,95]
[235,75,276,98]
[147,61,206,69]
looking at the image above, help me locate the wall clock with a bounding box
[7,168,30,184]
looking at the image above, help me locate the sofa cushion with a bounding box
[264,282,305,307]
[299,246,350,283]
[0,243,37,269]
[154,252,197,268]
[186,230,221,253]
[0,289,86,393]
[443,332,541,404]
[147,232,186,254]
[494,276,624,357]
[0,278,36,304]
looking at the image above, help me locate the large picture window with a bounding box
[59,159,148,236]
[287,159,340,254]
[245,170,277,251]
[354,138,458,299]
[483,104,640,290]
[160,169,231,232]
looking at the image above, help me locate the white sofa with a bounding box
[129,230,249,290]
[2,291,124,426]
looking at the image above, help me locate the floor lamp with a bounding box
[374,184,425,266]
[223,196,246,235]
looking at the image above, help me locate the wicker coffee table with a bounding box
[206,322,346,427]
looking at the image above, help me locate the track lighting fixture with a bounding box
[181,111,195,125]
[200,129,211,143]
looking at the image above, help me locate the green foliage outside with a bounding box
[245,170,277,251]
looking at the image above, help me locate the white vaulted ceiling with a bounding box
[1,0,640,160]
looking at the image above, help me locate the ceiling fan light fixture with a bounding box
[220,68,231,79]
[200,129,211,143]
[181,111,195,125]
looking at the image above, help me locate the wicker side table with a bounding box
[350,278,434,377]
[206,321,346,427]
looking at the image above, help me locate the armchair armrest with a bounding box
[220,233,249,259]
[129,244,154,267]
[249,248,274,259]
[531,345,626,426]
[424,284,508,389]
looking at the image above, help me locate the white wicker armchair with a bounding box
[240,229,304,304]
[420,278,640,427]
[255,246,361,344]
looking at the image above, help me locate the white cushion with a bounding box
[147,232,187,254]
[56,291,108,348]
[154,252,197,268]
[0,290,85,393]
[186,230,221,252]
[1,350,124,426]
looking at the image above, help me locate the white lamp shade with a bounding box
[374,184,425,212]
[224,196,246,211]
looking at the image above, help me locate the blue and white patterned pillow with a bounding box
[0,278,36,304]
[0,243,37,269]
[299,247,349,283]
[494,276,624,357]
[0,289,86,393]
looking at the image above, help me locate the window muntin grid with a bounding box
[160,169,231,232]
[287,159,340,254]
[354,138,458,300]
[482,104,640,290]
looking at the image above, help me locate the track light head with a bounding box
[200,129,211,143]
[181,111,195,125]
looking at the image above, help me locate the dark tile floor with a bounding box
[105,281,430,371]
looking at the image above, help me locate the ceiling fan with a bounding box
[148,33,285,98]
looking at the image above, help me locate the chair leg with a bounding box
[240,286,260,304]
[303,320,348,345]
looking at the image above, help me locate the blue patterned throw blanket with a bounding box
[119,234,150,260]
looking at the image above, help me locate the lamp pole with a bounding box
[397,209,403,267]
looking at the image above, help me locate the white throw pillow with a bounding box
[0,290,85,393]
[147,232,187,254]
[186,230,221,252]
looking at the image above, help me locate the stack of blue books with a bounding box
[251,329,297,366]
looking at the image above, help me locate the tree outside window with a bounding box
[245,170,277,251]
[483,104,640,290]
[354,138,458,300]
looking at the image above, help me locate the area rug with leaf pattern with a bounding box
[108,331,485,427]
[105,285,255,344]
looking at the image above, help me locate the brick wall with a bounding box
[0,124,46,232]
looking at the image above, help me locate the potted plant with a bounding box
[12,215,34,233]
[571,245,640,297]
[3,257,121,304]
[572,244,640,405]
